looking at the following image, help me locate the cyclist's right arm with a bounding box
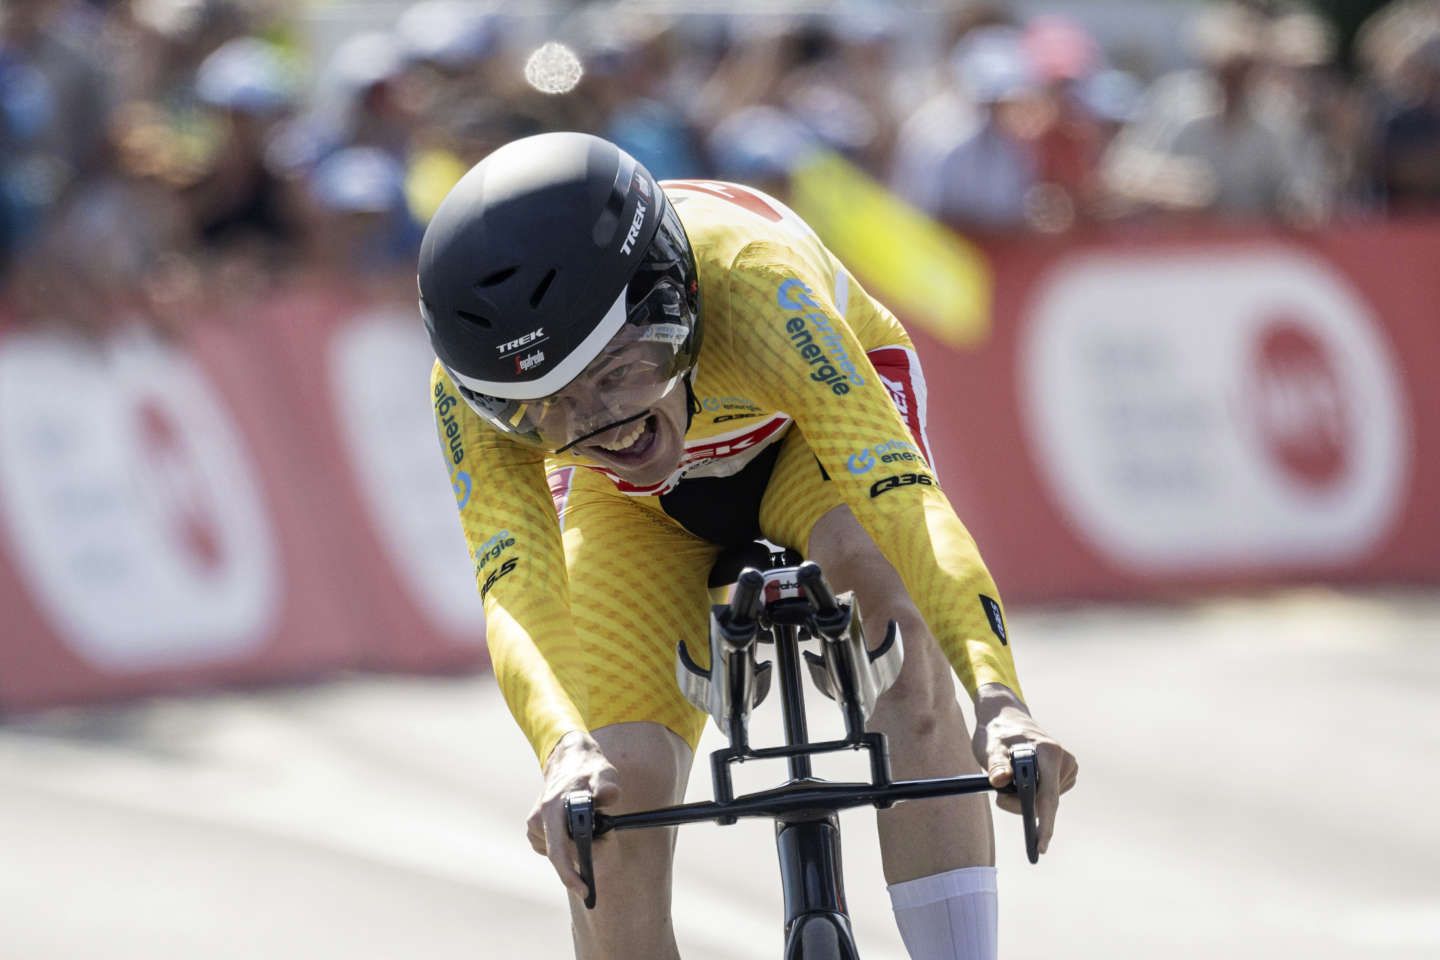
[431,363,589,766]
[434,365,622,890]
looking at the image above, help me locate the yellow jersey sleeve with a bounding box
[431,363,589,764]
[724,245,1024,700]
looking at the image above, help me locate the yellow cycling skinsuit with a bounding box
[431,180,1022,765]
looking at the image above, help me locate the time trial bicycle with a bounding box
[565,542,1039,960]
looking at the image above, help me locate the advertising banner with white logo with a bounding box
[253,286,488,672]
[0,320,355,708]
[0,286,487,710]
[900,221,1440,601]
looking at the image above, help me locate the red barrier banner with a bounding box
[0,287,486,710]
[906,219,1440,601]
[0,322,354,708]
[3,219,1437,709]
[252,282,488,672]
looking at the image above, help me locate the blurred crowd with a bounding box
[4,0,1440,334]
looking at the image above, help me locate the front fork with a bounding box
[777,816,861,960]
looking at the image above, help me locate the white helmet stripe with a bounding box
[448,287,630,400]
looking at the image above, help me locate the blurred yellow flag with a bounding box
[789,152,992,347]
[406,148,470,225]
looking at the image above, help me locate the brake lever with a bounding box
[563,790,598,909]
[1007,745,1040,864]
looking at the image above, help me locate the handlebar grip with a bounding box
[564,790,598,909]
[797,562,840,616]
[729,568,764,625]
[1009,746,1040,864]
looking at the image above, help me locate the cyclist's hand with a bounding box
[972,684,1078,856]
[527,731,621,897]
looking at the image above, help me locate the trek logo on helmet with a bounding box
[620,201,648,255]
[497,328,546,356]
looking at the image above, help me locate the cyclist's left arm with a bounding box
[731,245,1023,703]
[731,247,1079,850]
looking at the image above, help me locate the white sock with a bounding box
[887,866,998,960]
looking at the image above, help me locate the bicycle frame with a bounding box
[565,550,1039,959]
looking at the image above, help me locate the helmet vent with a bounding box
[529,269,557,309]
[456,309,493,329]
[477,267,518,288]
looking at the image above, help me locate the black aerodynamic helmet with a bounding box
[418,131,701,451]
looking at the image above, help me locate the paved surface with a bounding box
[1,588,1437,958]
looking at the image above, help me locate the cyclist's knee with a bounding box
[571,724,687,955]
[856,595,954,723]
[876,636,966,742]
[591,721,690,813]
[582,723,685,888]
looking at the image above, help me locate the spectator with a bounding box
[771,13,897,175]
[574,9,704,180]
[399,0,527,153]
[706,104,819,200]
[1,0,1432,305]
[185,36,302,259]
[0,0,113,273]
[891,26,1043,232]
[305,146,418,286]
[1260,10,1368,215]
[398,0,510,98]
[1022,16,1107,229]
[1101,2,1328,221]
[326,31,415,160]
[1377,34,1440,212]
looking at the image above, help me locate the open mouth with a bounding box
[586,414,659,463]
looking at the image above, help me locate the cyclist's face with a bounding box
[528,339,672,445]
[574,380,688,486]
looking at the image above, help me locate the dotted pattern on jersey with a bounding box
[716,244,1023,700]
[757,423,842,554]
[556,464,714,749]
[432,363,589,765]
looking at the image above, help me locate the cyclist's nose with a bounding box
[537,389,614,442]
[568,378,629,419]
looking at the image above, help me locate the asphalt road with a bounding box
[2,588,1436,959]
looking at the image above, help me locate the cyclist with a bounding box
[420,132,1078,960]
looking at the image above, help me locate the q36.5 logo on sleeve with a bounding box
[868,473,935,498]
[475,529,519,597]
[480,557,518,598]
